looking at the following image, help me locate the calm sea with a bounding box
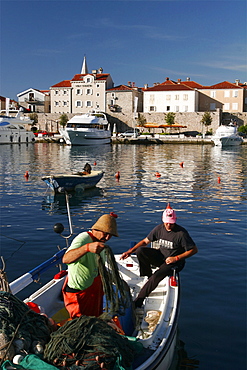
[0,142,246,370]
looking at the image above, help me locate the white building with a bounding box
[50,56,114,114]
[143,78,199,113]
[17,88,50,113]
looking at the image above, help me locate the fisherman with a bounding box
[120,203,198,308]
[62,213,119,318]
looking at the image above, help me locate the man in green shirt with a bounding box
[62,213,119,318]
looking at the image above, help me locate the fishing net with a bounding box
[0,291,52,364]
[44,315,143,369]
[98,245,132,317]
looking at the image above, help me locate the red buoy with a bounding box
[155,172,161,177]
[24,171,29,180]
[218,176,221,183]
[94,161,97,166]
[179,162,184,168]
[115,171,120,180]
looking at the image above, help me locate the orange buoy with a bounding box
[24,171,29,179]
[218,176,221,183]
[94,161,97,166]
[155,172,161,177]
[115,171,120,180]
[179,162,184,168]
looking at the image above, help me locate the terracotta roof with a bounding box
[51,80,71,88]
[145,83,193,92]
[160,78,177,85]
[181,81,204,88]
[202,81,243,89]
[107,85,134,91]
[71,73,109,81]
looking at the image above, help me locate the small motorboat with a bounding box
[211,123,243,146]
[42,170,104,192]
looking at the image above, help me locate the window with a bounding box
[149,106,156,111]
[166,95,171,100]
[175,106,179,112]
[175,95,179,100]
[63,101,67,106]
[183,94,188,100]
[86,101,92,107]
[96,93,100,97]
[76,101,81,107]
[86,77,91,83]
[55,101,59,106]
[232,90,238,98]
[184,106,188,112]
[166,106,170,111]
[224,90,230,98]
[224,103,230,110]
[86,89,92,95]
[63,90,67,95]
[232,103,238,110]
[76,89,81,95]
[210,103,216,110]
[55,90,59,95]
[211,91,216,98]
[96,84,100,88]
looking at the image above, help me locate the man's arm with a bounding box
[166,245,198,265]
[120,237,151,260]
[62,241,106,264]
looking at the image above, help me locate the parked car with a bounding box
[34,131,54,137]
[119,129,140,137]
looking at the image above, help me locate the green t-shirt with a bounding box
[66,231,106,290]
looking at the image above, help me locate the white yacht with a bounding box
[0,109,35,144]
[211,123,243,147]
[59,111,111,145]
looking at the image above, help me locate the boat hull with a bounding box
[0,121,35,144]
[42,170,104,192]
[212,136,243,146]
[64,129,111,145]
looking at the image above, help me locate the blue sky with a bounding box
[1,0,246,100]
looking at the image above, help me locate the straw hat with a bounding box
[92,213,119,237]
[162,203,177,224]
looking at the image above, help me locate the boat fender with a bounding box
[155,172,161,177]
[115,171,120,180]
[26,301,40,313]
[13,354,25,364]
[53,270,68,279]
[179,162,184,168]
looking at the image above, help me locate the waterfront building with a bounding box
[50,56,114,114]
[17,88,50,113]
[143,78,199,113]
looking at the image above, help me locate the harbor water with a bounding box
[0,142,246,369]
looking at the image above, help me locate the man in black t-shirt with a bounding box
[120,204,198,308]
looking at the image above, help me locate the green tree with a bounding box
[238,124,247,134]
[201,112,212,128]
[28,113,38,124]
[137,113,147,127]
[164,112,176,125]
[59,114,69,128]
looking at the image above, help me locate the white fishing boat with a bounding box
[0,110,35,144]
[59,111,111,146]
[2,193,180,370]
[211,123,243,146]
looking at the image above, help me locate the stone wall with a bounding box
[30,111,247,134]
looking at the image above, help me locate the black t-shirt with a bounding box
[147,223,195,258]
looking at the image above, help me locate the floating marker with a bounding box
[179,162,184,168]
[94,161,97,166]
[24,171,29,180]
[155,172,161,177]
[115,171,120,180]
[218,177,221,183]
